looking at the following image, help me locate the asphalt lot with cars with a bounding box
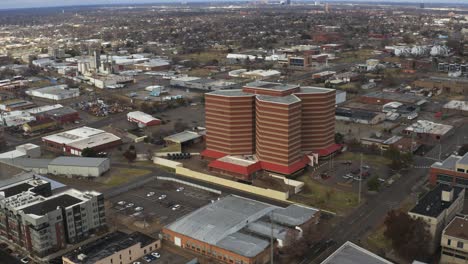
[110,179,220,226]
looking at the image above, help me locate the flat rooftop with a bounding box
[297,86,335,94]
[363,91,426,104]
[257,94,301,105]
[410,185,463,218]
[244,81,299,92]
[405,120,453,136]
[164,131,202,144]
[321,241,393,264]
[207,89,254,97]
[22,194,82,216]
[444,217,468,241]
[63,231,156,264]
[217,156,257,167]
[49,157,108,167]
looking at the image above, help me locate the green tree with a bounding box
[384,210,431,261]
[81,148,97,157]
[458,144,468,156]
[367,176,380,191]
[335,132,344,144]
[384,146,412,170]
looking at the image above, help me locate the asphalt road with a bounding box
[302,157,431,264]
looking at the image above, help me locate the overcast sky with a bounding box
[0,0,465,10]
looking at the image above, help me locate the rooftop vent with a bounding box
[442,188,454,203]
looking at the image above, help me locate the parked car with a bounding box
[341,160,352,166]
[146,192,155,197]
[142,256,152,263]
[158,194,167,200]
[172,204,181,211]
[117,201,126,206]
[151,252,161,258]
[126,203,134,208]
[20,257,30,264]
[176,187,185,192]
[342,173,353,179]
[135,207,144,211]
[133,262,142,264]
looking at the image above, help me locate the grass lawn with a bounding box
[337,152,392,166]
[178,50,228,64]
[157,143,181,153]
[366,224,392,252]
[98,168,151,187]
[185,68,215,77]
[291,174,359,214]
[335,49,375,63]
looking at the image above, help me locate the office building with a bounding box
[202,81,337,177]
[429,152,468,188]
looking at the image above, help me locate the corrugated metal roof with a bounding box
[321,241,393,264]
[49,157,108,167]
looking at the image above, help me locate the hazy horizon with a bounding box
[0,0,467,10]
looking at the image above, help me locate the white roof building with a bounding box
[26,85,80,101]
[42,126,121,156]
[0,111,35,127]
[127,111,161,127]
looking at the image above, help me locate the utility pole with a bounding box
[358,153,363,204]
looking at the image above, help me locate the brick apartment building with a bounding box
[0,175,106,257]
[202,81,338,179]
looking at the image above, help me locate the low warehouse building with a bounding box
[163,195,319,264]
[42,126,121,156]
[48,157,110,177]
[127,111,161,127]
[0,156,110,177]
[26,85,80,101]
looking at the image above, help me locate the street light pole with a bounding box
[358,153,363,204]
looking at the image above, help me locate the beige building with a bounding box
[62,231,161,264]
[441,216,468,264]
[408,185,465,254]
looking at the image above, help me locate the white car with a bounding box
[117,201,126,206]
[146,192,155,197]
[158,194,167,200]
[172,204,181,211]
[133,262,141,264]
[176,187,185,192]
[151,252,161,258]
[135,207,144,211]
[342,173,353,179]
[126,203,134,208]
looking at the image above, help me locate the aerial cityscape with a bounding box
[0,0,468,264]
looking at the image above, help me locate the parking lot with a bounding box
[109,179,221,227]
[313,158,392,192]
